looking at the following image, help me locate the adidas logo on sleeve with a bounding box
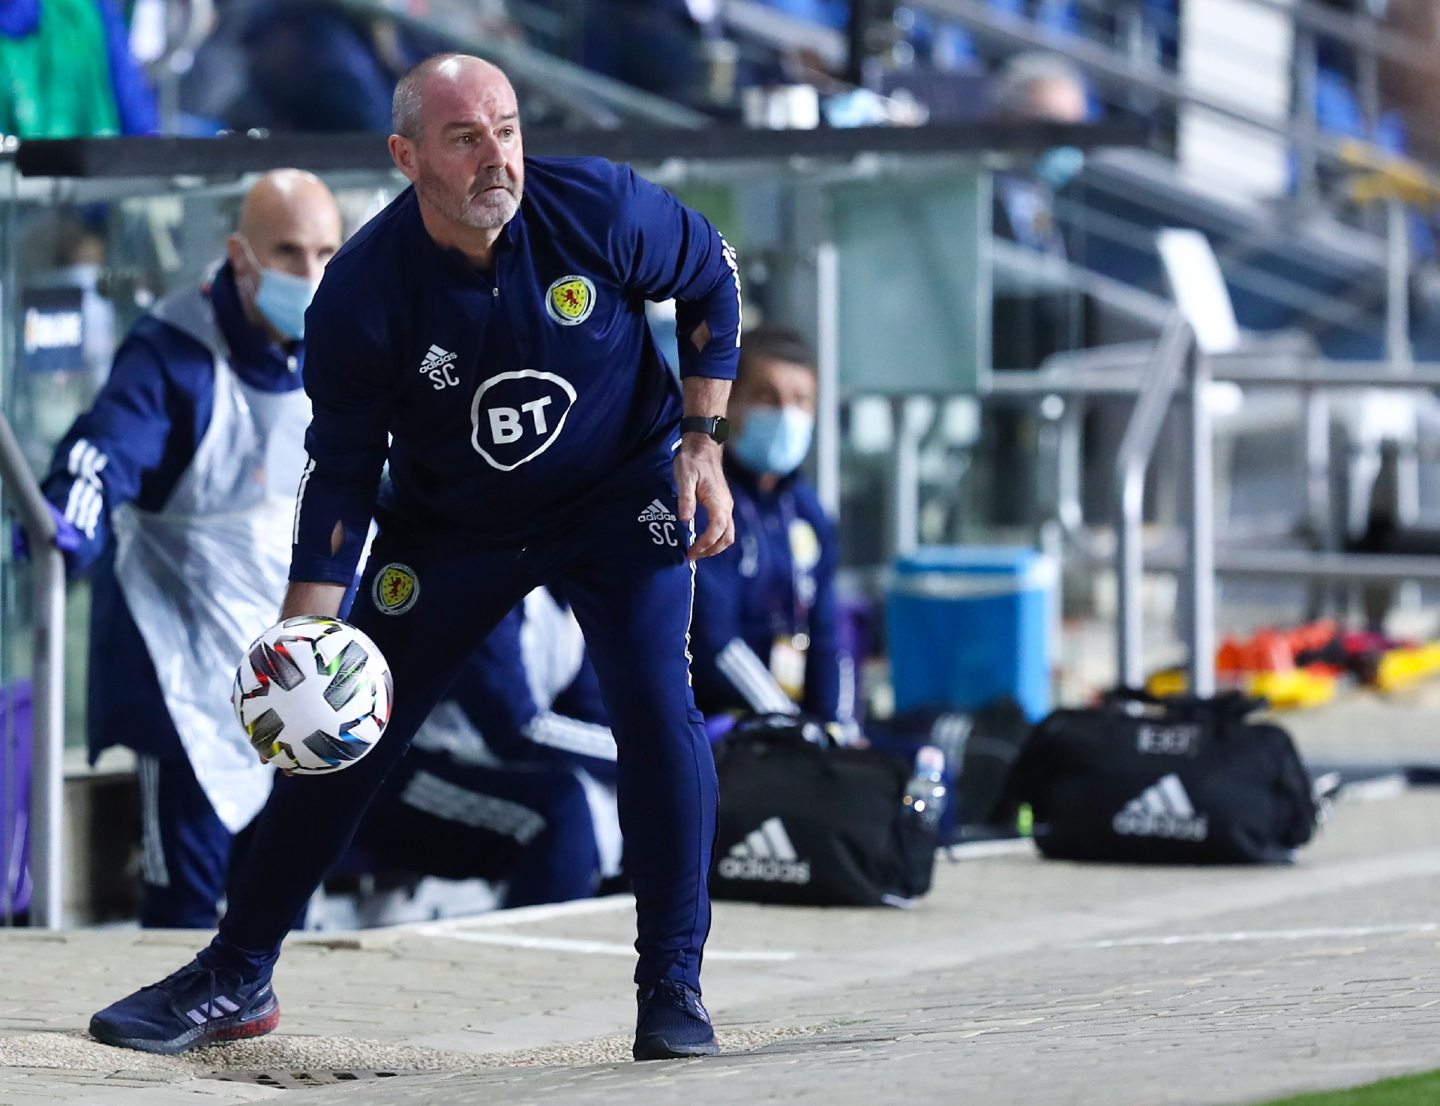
[717,817,812,884]
[1112,774,1210,842]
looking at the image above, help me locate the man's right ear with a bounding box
[224,233,246,273]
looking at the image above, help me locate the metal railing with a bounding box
[992,340,1440,692]
[331,0,710,129]
[914,0,1440,198]
[1114,315,1204,692]
[0,413,65,929]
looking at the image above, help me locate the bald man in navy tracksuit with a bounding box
[91,53,740,1062]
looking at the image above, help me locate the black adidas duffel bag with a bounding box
[1009,689,1318,864]
[710,715,937,906]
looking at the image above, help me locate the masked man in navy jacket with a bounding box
[35,170,342,929]
[91,54,740,1063]
[691,326,856,736]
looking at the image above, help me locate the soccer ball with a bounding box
[232,616,393,775]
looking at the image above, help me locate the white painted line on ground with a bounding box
[1076,922,1439,949]
[1339,775,1410,802]
[943,839,1035,860]
[404,894,636,937]
[432,930,798,961]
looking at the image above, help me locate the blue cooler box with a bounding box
[886,546,1054,721]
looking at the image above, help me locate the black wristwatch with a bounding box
[680,415,731,443]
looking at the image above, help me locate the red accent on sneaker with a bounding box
[208,1002,280,1043]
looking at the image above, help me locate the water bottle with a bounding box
[902,745,948,831]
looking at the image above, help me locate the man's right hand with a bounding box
[11,503,81,565]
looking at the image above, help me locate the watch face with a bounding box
[712,416,731,443]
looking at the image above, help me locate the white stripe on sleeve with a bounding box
[292,457,316,545]
[717,638,798,715]
[524,711,619,761]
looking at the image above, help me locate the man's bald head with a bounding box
[226,169,343,341]
[236,169,340,247]
[392,53,515,142]
[387,54,525,251]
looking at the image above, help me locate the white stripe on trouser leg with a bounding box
[684,542,696,682]
[138,756,170,888]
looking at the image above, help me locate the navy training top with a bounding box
[292,156,743,584]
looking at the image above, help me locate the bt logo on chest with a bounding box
[470,370,577,471]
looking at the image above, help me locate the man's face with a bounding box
[731,355,817,438]
[234,202,342,290]
[405,61,525,231]
[1023,78,1088,124]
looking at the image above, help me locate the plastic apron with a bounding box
[111,286,311,832]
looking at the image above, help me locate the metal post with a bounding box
[815,241,841,517]
[1294,27,1320,203]
[1302,386,1333,617]
[1115,315,1193,689]
[1185,351,1216,698]
[0,413,65,928]
[1386,198,1413,371]
[846,0,869,87]
[30,549,65,927]
[1037,396,1071,704]
[1056,399,1084,539]
[892,396,923,558]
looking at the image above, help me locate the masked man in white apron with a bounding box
[36,170,343,927]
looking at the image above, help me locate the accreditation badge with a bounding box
[769,633,809,702]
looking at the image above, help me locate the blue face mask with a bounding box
[1034,145,1085,191]
[240,238,318,342]
[732,406,815,477]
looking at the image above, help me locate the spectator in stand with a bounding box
[987,52,1092,529]
[0,0,157,137]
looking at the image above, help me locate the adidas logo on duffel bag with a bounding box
[1112,774,1210,841]
[717,817,812,884]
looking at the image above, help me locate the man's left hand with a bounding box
[675,437,734,560]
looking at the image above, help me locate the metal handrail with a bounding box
[1114,314,1196,691]
[1242,0,1436,74]
[913,0,1431,178]
[0,413,64,929]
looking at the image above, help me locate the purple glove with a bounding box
[11,503,82,563]
[704,712,739,745]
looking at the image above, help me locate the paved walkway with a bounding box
[2,690,1439,1105]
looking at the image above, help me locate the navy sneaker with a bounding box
[89,958,280,1055]
[633,979,720,1061]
